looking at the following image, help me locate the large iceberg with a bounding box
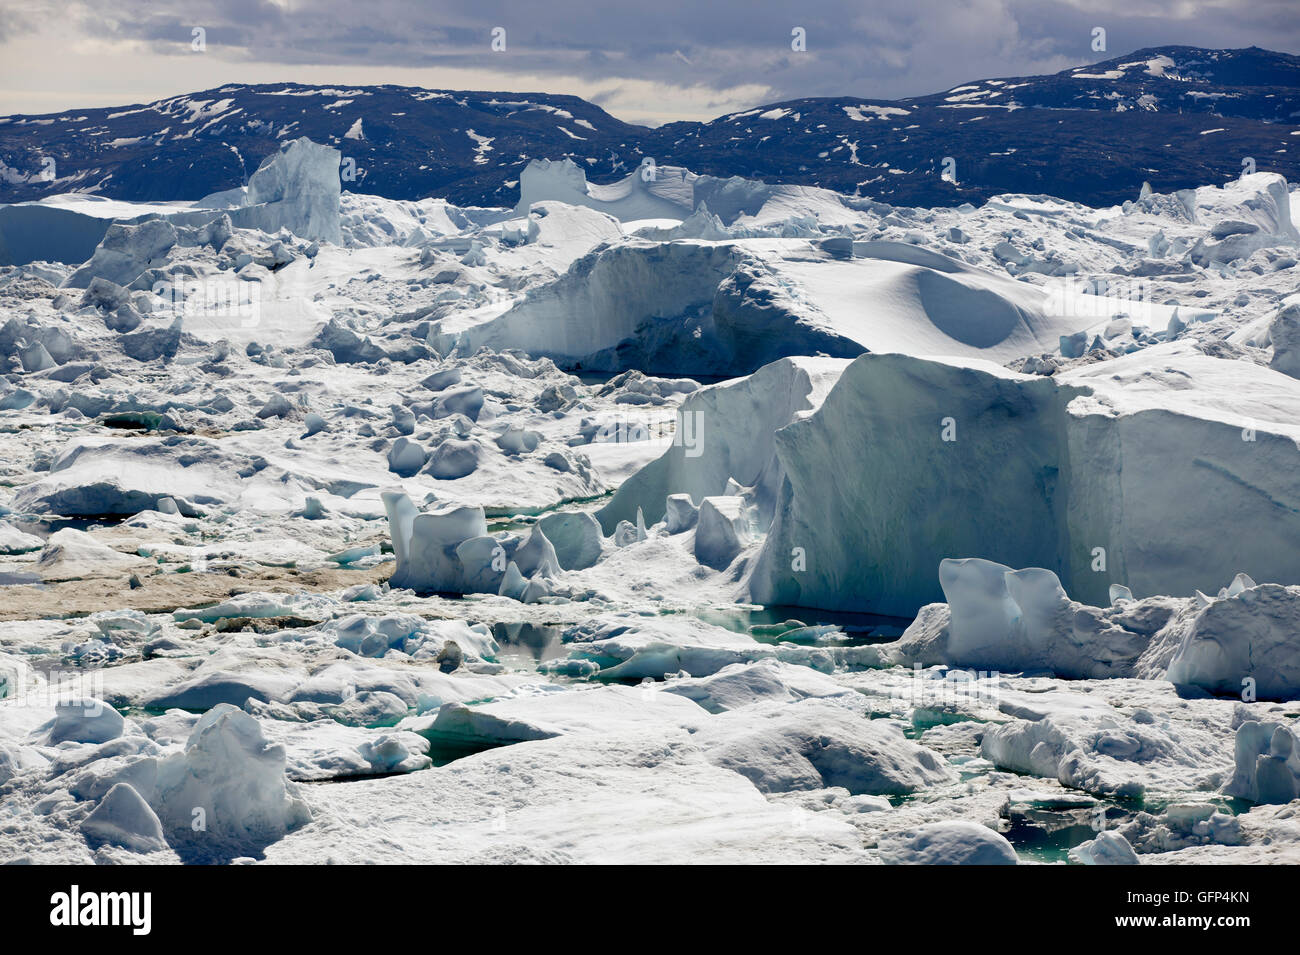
[747,344,1300,614]
[454,237,1104,376]
[513,157,868,227]
[515,158,698,222]
[2,138,342,272]
[878,556,1300,700]
[195,137,342,244]
[1183,173,1299,267]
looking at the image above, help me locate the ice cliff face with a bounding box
[458,240,740,370]
[0,137,343,271]
[455,235,1108,377]
[597,356,849,532]
[515,158,699,222]
[205,137,343,244]
[747,345,1300,615]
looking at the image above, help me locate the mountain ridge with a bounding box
[2,44,1297,209]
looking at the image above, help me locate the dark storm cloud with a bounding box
[0,6,38,44]
[16,0,1300,118]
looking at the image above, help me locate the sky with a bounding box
[1,0,1297,125]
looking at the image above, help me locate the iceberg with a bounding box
[747,345,1300,614]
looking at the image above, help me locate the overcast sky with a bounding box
[1,0,1297,124]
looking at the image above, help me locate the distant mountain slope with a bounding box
[1,45,1297,209]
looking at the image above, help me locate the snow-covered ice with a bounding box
[3,138,1300,866]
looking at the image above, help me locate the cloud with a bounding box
[0,6,39,45]
[0,0,1296,121]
